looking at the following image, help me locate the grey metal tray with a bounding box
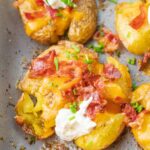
[0,0,149,149]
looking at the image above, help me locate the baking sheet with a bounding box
[0,0,149,149]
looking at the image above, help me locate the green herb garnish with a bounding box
[109,0,118,4]
[56,12,63,17]
[65,50,71,58]
[54,57,59,71]
[72,44,80,53]
[116,50,121,57]
[87,44,94,49]
[84,55,93,64]
[69,115,75,121]
[131,102,144,113]
[132,81,137,90]
[128,58,136,65]
[70,102,78,113]
[94,43,104,53]
[61,0,76,7]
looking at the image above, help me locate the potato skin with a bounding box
[115,1,150,55]
[131,84,150,150]
[17,0,97,45]
[131,83,150,111]
[68,0,97,43]
[75,113,125,150]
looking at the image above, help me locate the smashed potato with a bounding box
[15,41,132,150]
[115,1,150,55]
[75,113,125,150]
[131,83,150,150]
[15,0,97,44]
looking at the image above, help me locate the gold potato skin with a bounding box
[68,0,97,43]
[131,83,150,150]
[115,1,150,55]
[17,0,97,45]
[75,113,125,150]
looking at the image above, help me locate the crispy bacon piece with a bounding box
[86,91,107,119]
[45,6,58,19]
[129,4,146,30]
[29,50,56,78]
[139,52,150,70]
[35,0,44,6]
[94,27,120,53]
[121,103,137,124]
[103,64,121,80]
[24,11,45,20]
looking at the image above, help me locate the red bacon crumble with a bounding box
[103,64,121,80]
[29,50,56,78]
[121,103,137,124]
[24,11,45,20]
[35,0,44,6]
[94,27,120,53]
[139,52,150,70]
[45,6,58,19]
[129,4,146,30]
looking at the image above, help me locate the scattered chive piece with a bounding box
[127,32,131,38]
[128,58,136,65]
[72,45,80,53]
[54,57,59,71]
[87,44,94,49]
[84,55,93,64]
[115,50,121,57]
[61,0,76,7]
[69,116,75,121]
[109,0,117,4]
[94,43,104,53]
[131,102,144,113]
[65,51,71,58]
[70,102,77,113]
[56,12,63,17]
[132,81,137,90]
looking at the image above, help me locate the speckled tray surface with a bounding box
[0,0,149,149]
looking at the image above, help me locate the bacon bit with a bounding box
[86,91,107,119]
[139,52,150,70]
[66,6,73,13]
[24,11,45,20]
[29,50,56,78]
[45,6,58,19]
[121,103,137,125]
[35,0,44,6]
[129,4,146,30]
[103,64,121,80]
[94,27,120,53]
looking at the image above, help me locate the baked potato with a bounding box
[131,83,150,150]
[115,1,150,55]
[15,41,132,149]
[14,0,97,44]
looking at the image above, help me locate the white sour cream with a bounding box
[148,6,150,24]
[44,0,71,9]
[55,97,96,141]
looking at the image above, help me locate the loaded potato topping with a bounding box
[15,41,133,149]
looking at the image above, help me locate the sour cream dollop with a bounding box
[55,97,96,141]
[44,0,72,9]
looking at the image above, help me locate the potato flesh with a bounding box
[115,1,150,55]
[75,113,125,150]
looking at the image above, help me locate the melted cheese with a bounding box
[55,97,96,141]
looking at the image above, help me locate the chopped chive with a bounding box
[132,81,137,90]
[84,55,93,64]
[70,102,77,113]
[54,57,59,71]
[65,51,71,58]
[131,102,144,113]
[116,50,121,57]
[61,0,76,7]
[72,45,80,53]
[69,116,75,121]
[56,12,63,17]
[109,0,118,4]
[87,44,94,49]
[128,58,136,65]
[94,44,104,53]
